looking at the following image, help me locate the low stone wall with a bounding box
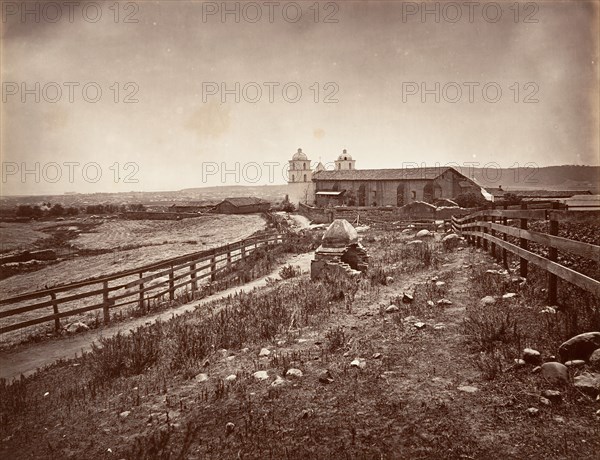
[299,203,472,224]
[0,249,57,264]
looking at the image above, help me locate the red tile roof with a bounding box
[312,167,461,181]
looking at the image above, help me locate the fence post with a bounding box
[169,267,175,301]
[227,244,232,265]
[102,280,110,325]
[138,272,144,312]
[210,254,216,282]
[482,211,488,252]
[50,292,60,332]
[519,203,528,278]
[476,214,481,249]
[490,204,496,259]
[502,204,508,269]
[190,263,197,294]
[548,202,559,304]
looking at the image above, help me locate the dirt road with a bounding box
[0,252,313,381]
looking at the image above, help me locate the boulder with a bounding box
[480,296,496,306]
[318,369,334,384]
[286,368,303,379]
[442,234,460,243]
[385,305,399,313]
[253,370,269,381]
[589,349,600,370]
[573,372,600,397]
[541,389,562,403]
[416,229,432,238]
[522,348,542,365]
[258,348,271,357]
[406,240,423,246]
[558,332,600,362]
[541,362,569,385]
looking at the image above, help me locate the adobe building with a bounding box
[287,148,482,207]
[213,197,270,214]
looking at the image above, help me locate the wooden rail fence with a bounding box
[451,205,600,303]
[0,234,284,334]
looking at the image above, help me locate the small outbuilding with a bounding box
[214,197,271,214]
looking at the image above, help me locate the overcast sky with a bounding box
[1,0,598,194]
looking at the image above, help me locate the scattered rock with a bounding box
[403,292,414,303]
[402,316,419,324]
[286,368,303,379]
[514,358,527,367]
[541,362,569,385]
[372,353,382,359]
[427,300,435,307]
[194,373,209,383]
[277,340,286,347]
[539,397,551,406]
[225,422,235,434]
[406,240,423,246]
[258,348,271,357]
[480,296,496,306]
[457,385,479,393]
[318,369,334,384]
[119,411,131,419]
[442,234,460,243]
[225,374,237,382]
[65,321,89,333]
[589,349,600,370]
[350,358,366,369]
[300,409,314,419]
[526,407,540,417]
[540,306,557,314]
[414,322,426,329]
[532,366,541,374]
[385,276,394,285]
[437,299,452,306]
[565,360,586,368]
[573,372,600,397]
[502,293,517,300]
[435,281,446,288]
[433,323,445,330]
[271,376,287,387]
[558,332,600,362]
[522,348,542,365]
[385,305,399,313]
[253,370,269,381]
[241,348,249,353]
[416,229,432,238]
[541,389,562,403]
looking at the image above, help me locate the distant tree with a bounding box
[66,206,79,216]
[49,203,65,216]
[281,195,295,212]
[454,192,488,208]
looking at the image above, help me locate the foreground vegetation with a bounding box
[0,228,598,459]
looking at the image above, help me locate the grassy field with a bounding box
[1,227,598,459]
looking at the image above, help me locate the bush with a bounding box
[454,192,488,208]
[279,265,301,279]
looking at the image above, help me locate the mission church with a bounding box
[287,148,482,207]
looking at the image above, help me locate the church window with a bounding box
[304,174,307,182]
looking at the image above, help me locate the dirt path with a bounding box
[0,252,313,381]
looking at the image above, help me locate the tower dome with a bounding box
[337,149,352,161]
[292,148,308,161]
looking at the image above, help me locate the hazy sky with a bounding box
[1,0,598,194]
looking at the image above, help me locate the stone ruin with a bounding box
[311,219,369,280]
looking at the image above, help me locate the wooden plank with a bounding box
[0,235,280,305]
[0,286,107,319]
[481,233,600,298]
[485,223,600,261]
[549,210,600,223]
[483,209,547,220]
[0,301,107,334]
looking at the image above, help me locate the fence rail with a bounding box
[451,204,600,303]
[0,234,284,334]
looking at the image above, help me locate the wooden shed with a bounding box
[214,197,271,214]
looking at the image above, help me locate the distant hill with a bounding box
[456,165,599,193]
[1,166,597,208]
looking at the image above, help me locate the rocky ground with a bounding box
[0,228,598,459]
